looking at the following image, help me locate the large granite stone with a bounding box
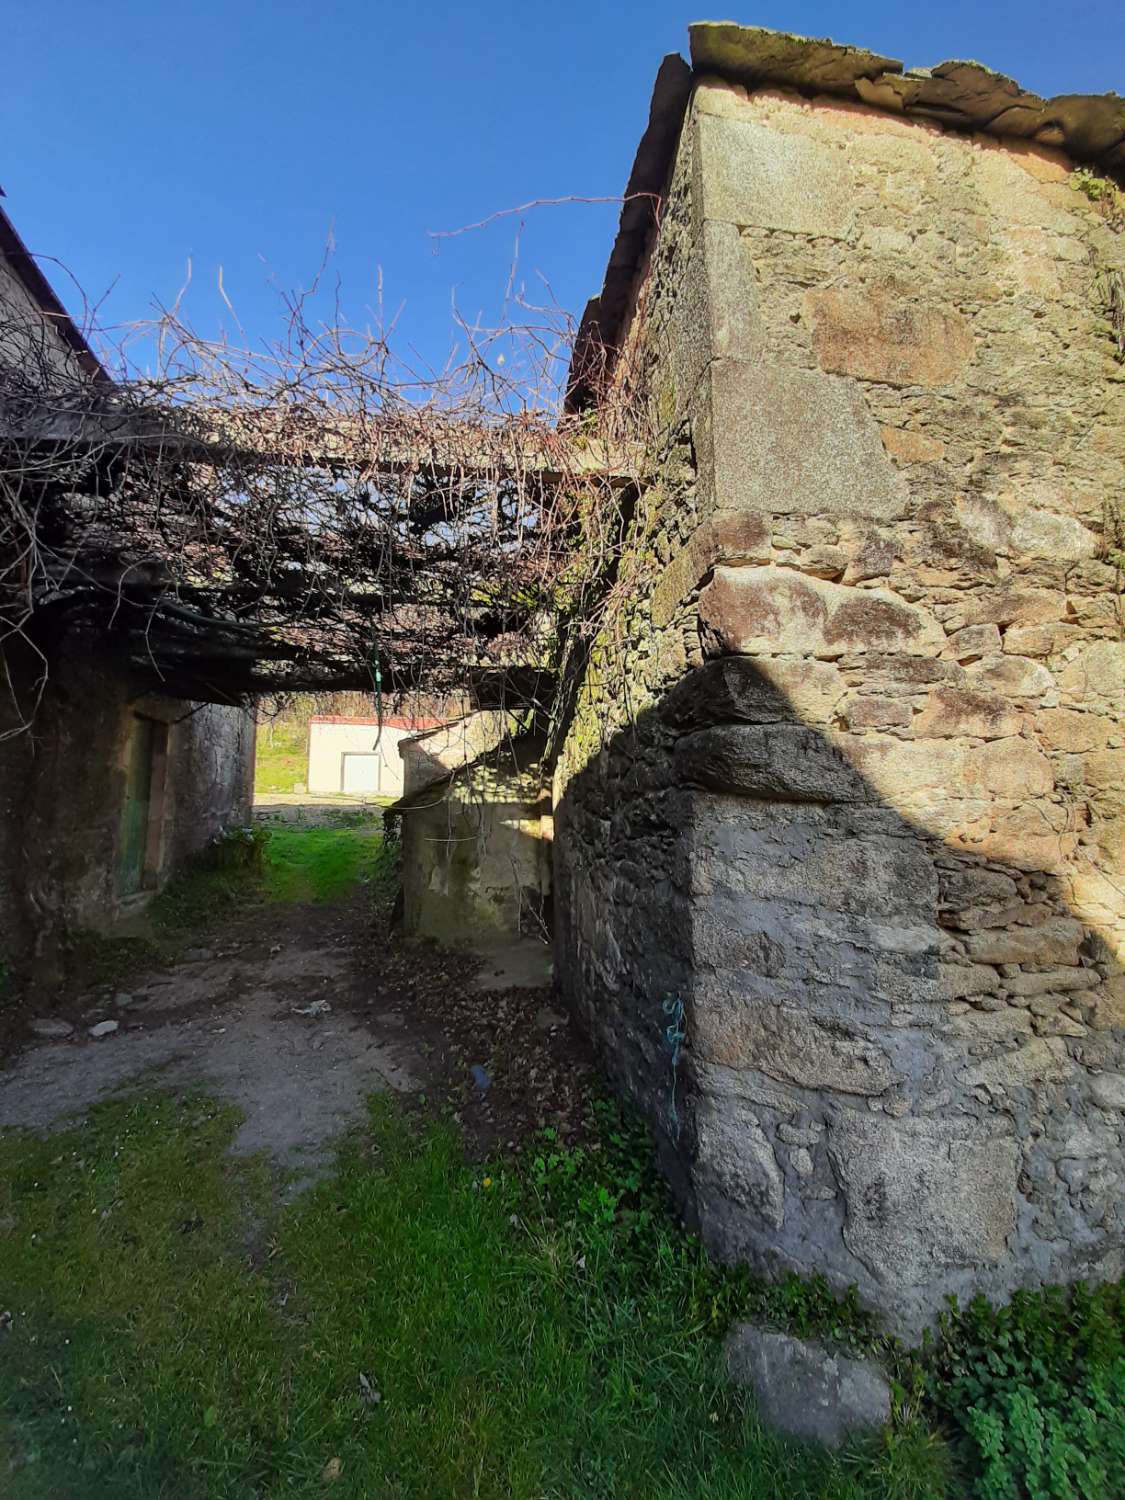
[962,917,1085,965]
[914,684,1023,740]
[694,1097,786,1232]
[697,112,855,238]
[828,1113,1019,1292]
[699,566,942,658]
[676,723,868,802]
[692,1000,897,1094]
[703,361,909,520]
[805,286,974,387]
[959,1037,1075,1090]
[725,1326,891,1448]
[662,657,847,728]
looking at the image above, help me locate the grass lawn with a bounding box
[254,722,308,794]
[0,1093,950,1500]
[67,820,391,988]
[261,823,385,904]
[11,829,1122,1499]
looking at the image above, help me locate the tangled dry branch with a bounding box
[0,279,648,734]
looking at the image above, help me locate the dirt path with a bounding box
[0,886,595,1171]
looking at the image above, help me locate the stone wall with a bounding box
[398,736,551,948]
[160,698,257,875]
[555,73,1125,1335]
[399,712,522,799]
[0,641,255,981]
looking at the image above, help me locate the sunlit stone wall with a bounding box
[555,71,1125,1335]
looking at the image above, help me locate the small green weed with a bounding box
[1074,168,1125,225]
[530,1100,881,1354]
[926,1283,1125,1498]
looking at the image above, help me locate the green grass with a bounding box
[65,825,392,990]
[261,822,387,904]
[18,831,1124,1497]
[0,1093,279,1499]
[0,1093,951,1500]
[254,721,307,794]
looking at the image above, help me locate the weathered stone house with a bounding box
[0,193,256,977]
[7,17,1123,1342]
[547,26,1125,1336]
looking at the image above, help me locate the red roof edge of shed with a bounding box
[308,715,446,730]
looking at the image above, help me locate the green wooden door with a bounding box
[116,716,156,896]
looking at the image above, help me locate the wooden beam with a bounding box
[3,404,648,488]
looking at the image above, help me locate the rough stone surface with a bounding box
[555,44,1125,1340]
[663,657,847,728]
[806,287,975,387]
[28,1017,74,1039]
[0,648,256,975]
[698,112,856,239]
[881,426,946,464]
[963,918,1085,966]
[830,1114,1020,1286]
[676,724,868,803]
[700,567,943,658]
[914,685,1022,740]
[703,361,909,521]
[397,737,550,946]
[688,23,1125,186]
[1090,1074,1125,1110]
[724,1326,891,1448]
[693,1000,897,1094]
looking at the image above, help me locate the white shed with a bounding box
[306,716,443,798]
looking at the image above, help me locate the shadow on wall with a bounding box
[553,654,1124,1339]
[394,732,552,950]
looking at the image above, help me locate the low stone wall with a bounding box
[399,712,520,798]
[556,61,1125,1335]
[399,738,551,947]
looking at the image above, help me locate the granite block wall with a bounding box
[554,76,1125,1335]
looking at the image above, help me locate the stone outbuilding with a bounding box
[552,25,1125,1336]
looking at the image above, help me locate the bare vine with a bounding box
[0,266,651,740]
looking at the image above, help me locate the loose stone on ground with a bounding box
[724,1325,891,1448]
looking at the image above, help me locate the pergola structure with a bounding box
[0,312,644,716]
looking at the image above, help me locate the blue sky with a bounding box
[5,2,1124,382]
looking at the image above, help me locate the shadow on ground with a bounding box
[0,841,588,1171]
